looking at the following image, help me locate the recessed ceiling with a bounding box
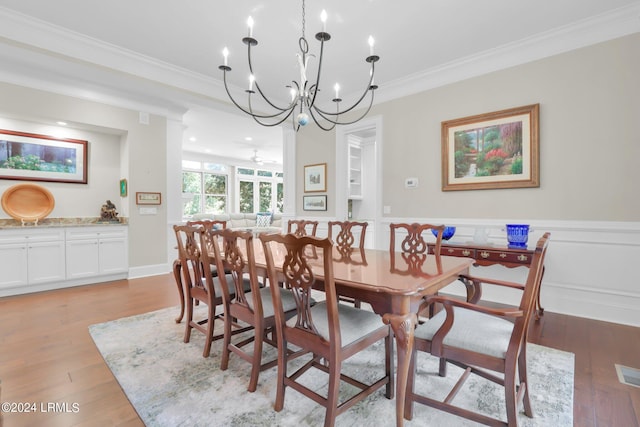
[0,0,638,165]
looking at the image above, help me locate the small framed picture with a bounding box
[119,179,128,197]
[303,195,327,211]
[136,192,161,205]
[304,163,327,192]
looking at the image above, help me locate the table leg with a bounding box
[172,259,185,323]
[383,312,417,427]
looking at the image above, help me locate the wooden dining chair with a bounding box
[207,228,302,392]
[405,232,551,427]
[173,224,250,357]
[260,233,394,427]
[389,222,444,255]
[390,222,446,317]
[287,219,319,237]
[328,220,368,307]
[172,220,228,323]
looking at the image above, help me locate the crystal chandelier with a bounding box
[219,0,379,131]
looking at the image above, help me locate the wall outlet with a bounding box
[383,205,391,214]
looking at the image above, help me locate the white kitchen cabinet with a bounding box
[0,229,65,290]
[65,226,128,279]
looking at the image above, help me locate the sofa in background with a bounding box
[190,212,283,234]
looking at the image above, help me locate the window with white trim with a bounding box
[181,160,228,217]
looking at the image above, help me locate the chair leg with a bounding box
[385,333,395,399]
[248,327,264,392]
[324,359,341,427]
[274,340,287,412]
[202,304,216,358]
[220,309,232,370]
[173,260,185,323]
[504,360,519,427]
[184,296,194,343]
[438,357,447,377]
[519,345,533,417]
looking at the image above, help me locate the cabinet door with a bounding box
[99,238,128,274]
[66,239,100,279]
[27,240,66,285]
[0,243,28,289]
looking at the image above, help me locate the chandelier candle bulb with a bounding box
[368,36,375,56]
[222,47,228,66]
[334,83,340,99]
[247,16,254,37]
[321,10,327,32]
[248,74,255,91]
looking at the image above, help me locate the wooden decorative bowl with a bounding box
[1,183,55,223]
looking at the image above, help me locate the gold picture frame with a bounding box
[136,192,161,205]
[304,163,327,193]
[442,104,539,191]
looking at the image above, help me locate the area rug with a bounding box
[89,306,574,426]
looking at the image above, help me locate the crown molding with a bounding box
[1,4,639,115]
[374,3,640,104]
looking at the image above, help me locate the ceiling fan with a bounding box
[250,149,277,165]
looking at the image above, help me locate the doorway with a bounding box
[335,116,382,249]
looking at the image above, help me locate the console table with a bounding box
[427,241,544,318]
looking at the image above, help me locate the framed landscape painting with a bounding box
[303,195,327,211]
[304,163,327,193]
[441,104,539,191]
[0,129,88,184]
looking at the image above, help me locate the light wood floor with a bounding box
[0,274,638,426]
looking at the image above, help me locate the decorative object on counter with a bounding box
[0,128,88,184]
[136,192,161,205]
[99,200,119,223]
[1,183,55,226]
[505,223,531,248]
[431,226,456,241]
[119,179,127,197]
[441,104,539,191]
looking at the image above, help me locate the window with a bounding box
[182,161,228,217]
[236,166,283,213]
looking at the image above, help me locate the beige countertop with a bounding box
[0,217,128,229]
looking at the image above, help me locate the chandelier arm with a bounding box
[313,62,377,116]
[246,43,294,112]
[247,92,297,125]
[307,106,337,131]
[311,91,375,126]
[220,68,296,120]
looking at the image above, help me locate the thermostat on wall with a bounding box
[405,177,419,188]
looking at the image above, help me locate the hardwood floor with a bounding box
[0,274,638,426]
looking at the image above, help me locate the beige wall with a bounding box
[0,83,168,268]
[297,33,640,222]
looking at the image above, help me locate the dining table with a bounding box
[252,241,475,427]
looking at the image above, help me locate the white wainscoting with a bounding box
[377,218,640,328]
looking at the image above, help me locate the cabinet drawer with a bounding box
[476,249,532,265]
[66,227,127,240]
[440,246,475,258]
[0,229,64,244]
